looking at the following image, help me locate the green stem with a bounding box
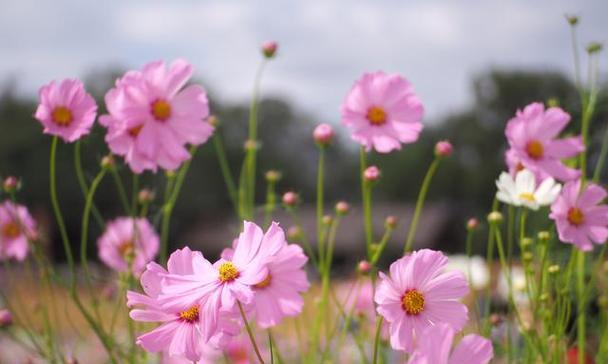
[286,208,319,271]
[360,148,373,257]
[370,227,395,265]
[464,227,481,332]
[238,301,266,364]
[213,133,239,213]
[49,137,74,272]
[592,125,608,182]
[403,157,440,253]
[372,316,384,364]
[317,146,326,264]
[74,141,104,229]
[576,249,586,364]
[263,181,277,228]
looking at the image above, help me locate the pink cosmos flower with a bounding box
[340,71,423,153]
[127,248,240,362]
[221,222,310,328]
[34,79,97,142]
[549,180,608,251]
[0,201,36,262]
[407,323,493,364]
[505,102,584,181]
[374,249,469,353]
[100,59,214,173]
[97,217,159,274]
[159,221,269,324]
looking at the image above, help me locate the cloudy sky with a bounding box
[1,0,605,122]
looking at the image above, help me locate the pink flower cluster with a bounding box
[127,221,309,362]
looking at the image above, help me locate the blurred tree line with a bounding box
[0,68,606,261]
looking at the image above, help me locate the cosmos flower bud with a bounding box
[244,139,260,151]
[335,201,350,216]
[2,176,19,193]
[207,115,219,127]
[138,189,155,204]
[322,215,333,225]
[385,215,398,230]
[466,218,479,231]
[489,313,503,326]
[282,191,299,207]
[487,211,503,224]
[165,170,176,178]
[287,226,302,241]
[100,155,114,169]
[363,166,381,182]
[548,265,560,274]
[434,140,453,157]
[357,260,372,275]
[586,42,603,54]
[546,98,559,108]
[537,231,550,241]
[565,14,579,26]
[0,309,12,328]
[522,252,533,262]
[265,170,282,183]
[521,237,533,248]
[262,41,278,58]
[313,123,335,146]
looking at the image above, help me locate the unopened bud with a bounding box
[287,226,302,241]
[282,191,299,207]
[138,189,155,204]
[335,201,350,216]
[537,231,550,242]
[265,170,282,183]
[586,42,603,54]
[489,313,503,326]
[522,252,534,262]
[539,293,549,302]
[565,14,579,26]
[207,115,219,127]
[261,41,278,58]
[466,218,479,231]
[165,170,176,179]
[434,140,453,157]
[385,215,398,230]
[322,215,333,225]
[487,211,503,224]
[2,176,19,193]
[546,98,560,108]
[358,260,372,275]
[521,237,533,248]
[548,265,560,274]
[313,123,335,146]
[363,166,381,182]
[101,155,114,169]
[244,139,259,151]
[0,309,12,328]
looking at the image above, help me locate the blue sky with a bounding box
[0,0,605,122]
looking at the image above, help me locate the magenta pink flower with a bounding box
[0,201,36,262]
[550,180,608,251]
[127,248,240,361]
[34,79,97,142]
[435,140,453,157]
[100,59,214,173]
[407,323,493,364]
[374,249,469,353]
[222,222,310,328]
[505,102,583,181]
[97,217,159,274]
[340,71,424,153]
[313,123,335,145]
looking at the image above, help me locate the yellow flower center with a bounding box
[218,262,239,282]
[366,106,387,126]
[526,140,544,160]
[151,99,172,121]
[1,222,20,239]
[128,124,144,138]
[254,274,272,289]
[567,207,584,226]
[117,240,134,259]
[51,106,73,126]
[401,289,425,315]
[518,192,536,202]
[179,305,199,323]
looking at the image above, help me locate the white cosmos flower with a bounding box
[446,255,490,290]
[495,169,561,210]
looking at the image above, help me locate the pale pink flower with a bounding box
[100,59,214,173]
[127,248,240,362]
[313,123,335,145]
[340,71,423,153]
[222,222,310,328]
[374,249,469,353]
[549,180,608,251]
[34,79,97,142]
[505,102,583,181]
[97,217,159,274]
[0,201,36,262]
[407,323,493,364]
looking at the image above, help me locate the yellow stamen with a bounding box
[51,106,73,126]
[401,289,425,315]
[2,222,20,239]
[518,192,536,202]
[254,274,272,289]
[151,99,172,121]
[179,305,199,323]
[218,262,239,282]
[117,240,134,258]
[567,207,584,226]
[366,106,387,126]
[526,140,544,160]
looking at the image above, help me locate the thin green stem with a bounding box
[110,166,130,214]
[372,316,384,364]
[576,249,586,364]
[213,133,238,213]
[286,208,319,271]
[263,181,277,228]
[316,147,326,262]
[403,157,440,253]
[360,148,373,257]
[371,227,395,265]
[592,125,608,182]
[49,137,74,271]
[74,141,104,229]
[238,301,266,364]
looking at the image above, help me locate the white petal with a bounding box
[515,169,536,195]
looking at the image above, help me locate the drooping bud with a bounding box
[282,191,299,207]
[138,189,155,205]
[358,260,372,275]
[0,309,12,328]
[265,170,282,183]
[335,201,350,216]
[313,123,335,146]
[261,41,278,58]
[466,218,479,231]
[385,215,398,230]
[2,176,19,193]
[434,140,453,157]
[363,166,381,182]
[100,155,114,169]
[487,211,503,224]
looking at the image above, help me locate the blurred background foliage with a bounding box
[0,68,606,263]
